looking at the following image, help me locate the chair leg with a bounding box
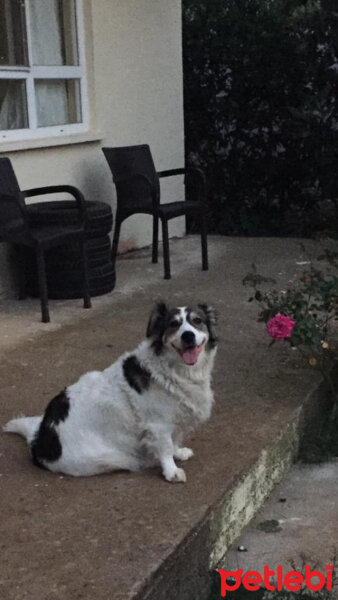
[36,246,50,323]
[111,216,122,267]
[18,246,27,300]
[201,209,208,271]
[152,215,159,264]
[80,238,92,309]
[161,218,171,280]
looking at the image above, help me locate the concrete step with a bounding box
[0,236,331,600]
[214,461,338,600]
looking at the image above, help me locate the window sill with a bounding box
[0,131,102,153]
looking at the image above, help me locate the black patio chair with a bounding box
[102,144,208,279]
[0,157,91,323]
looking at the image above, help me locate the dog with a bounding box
[4,303,218,483]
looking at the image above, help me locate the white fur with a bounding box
[4,308,217,483]
[4,416,41,444]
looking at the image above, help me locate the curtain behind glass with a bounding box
[29,0,77,66]
[29,0,63,65]
[29,0,79,128]
[30,0,67,126]
[0,0,27,66]
[0,80,28,129]
[35,79,81,126]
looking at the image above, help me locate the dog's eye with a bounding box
[193,317,202,325]
[169,320,180,328]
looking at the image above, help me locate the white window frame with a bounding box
[0,0,88,142]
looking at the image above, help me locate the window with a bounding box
[0,0,87,141]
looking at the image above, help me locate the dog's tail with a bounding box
[3,416,42,444]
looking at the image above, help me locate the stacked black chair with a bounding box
[0,157,91,323]
[102,144,208,279]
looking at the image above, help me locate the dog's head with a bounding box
[146,303,218,366]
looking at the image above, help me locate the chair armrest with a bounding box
[157,168,186,178]
[23,185,86,226]
[157,167,206,203]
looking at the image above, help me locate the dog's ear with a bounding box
[146,302,168,342]
[198,304,218,348]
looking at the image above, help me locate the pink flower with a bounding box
[266,313,296,341]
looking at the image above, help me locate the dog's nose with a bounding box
[181,331,196,345]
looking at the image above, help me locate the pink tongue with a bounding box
[181,346,201,365]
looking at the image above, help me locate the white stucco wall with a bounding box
[0,0,185,298]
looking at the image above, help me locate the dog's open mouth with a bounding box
[173,344,203,365]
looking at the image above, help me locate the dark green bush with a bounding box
[183,0,338,236]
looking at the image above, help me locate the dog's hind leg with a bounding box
[56,449,140,477]
[94,451,140,475]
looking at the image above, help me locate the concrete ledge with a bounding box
[209,418,299,569]
[0,237,330,600]
[135,381,332,600]
[209,374,335,569]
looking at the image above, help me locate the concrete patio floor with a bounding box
[0,235,328,600]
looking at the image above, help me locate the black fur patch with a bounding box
[31,390,70,467]
[186,307,207,329]
[31,427,62,467]
[42,390,70,425]
[123,356,151,394]
[146,302,169,355]
[198,304,218,349]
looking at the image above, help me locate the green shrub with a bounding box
[243,238,338,458]
[183,0,338,236]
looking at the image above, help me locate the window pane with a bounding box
[35,79,81,127]
[29,0,78,66]
[0,0,28,66]
[0,79,28,130]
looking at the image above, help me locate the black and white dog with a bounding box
[4,303,218,483]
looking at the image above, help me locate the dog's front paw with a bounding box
[174,447,194,461]
[164,466,187,483]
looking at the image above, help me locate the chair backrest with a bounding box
[0,157,28,238]
[102,145,160,209]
